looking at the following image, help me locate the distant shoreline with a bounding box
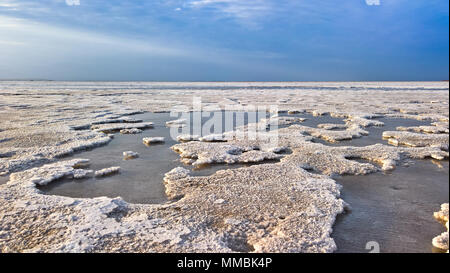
[0,79,449,83]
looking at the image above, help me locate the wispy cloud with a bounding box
[0,14,291,80]
[187,0,274,26]
[365,0,381,6]
[65,0,81,6]
[0,40,25,46]
[0,15,187,57]
[183,0,361,27]
[0,0,19,10]
[0,0,447,81]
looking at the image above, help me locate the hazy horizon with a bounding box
[1,79,448,83]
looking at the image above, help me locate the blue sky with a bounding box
[0,0,448,81]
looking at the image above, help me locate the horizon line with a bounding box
[0,79,449,83]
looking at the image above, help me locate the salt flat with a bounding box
[0,81,448,253]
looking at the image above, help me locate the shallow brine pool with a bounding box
[40,111,272,204]
[333,159,449,253]
[34,112,448,253]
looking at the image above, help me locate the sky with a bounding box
[0,0,448,81]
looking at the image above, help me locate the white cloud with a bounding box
[65,0,80,6]
[187,0,273,23]
[0,40,25,46]
[0,0,19,9]
[365,0,381,6]
[0,15,282,67]
[0,3,16,8]
[0,10,295,80]
[0,15,186,57]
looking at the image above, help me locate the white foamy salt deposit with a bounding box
[199,134,227,142]
[166,119,187,127]
[382,131,449,149]
[92,122,154,133]
[120,128,143,134]
[433,203,449,252]
[94,167,121,177]
[123,151,139,160]
[73,169,94,179]
[8,159,91,186]
[143,137,165,145]
[176,134,200,142]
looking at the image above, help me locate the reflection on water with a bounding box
[332,160,449,253]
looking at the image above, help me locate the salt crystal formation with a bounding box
[293,124,368,142]
[397,125,449,134]
[120,128,143,134]
[9,159,91,186]
[260,116,305,126]
[94,167,121,177]
[143,137,165,145]
[382,131,449,150]
[172,142,283,166]
[199,134,227,142]
[176,134,200,142]
[345,116,384,127]
[317,124,347,130]
[92,122,154,134]
[433,203,449,252]
[73,169,94,179]
[91,117,143,125]
[166,119,187,128]
[0,81,449,253]
[123,151,139,160]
